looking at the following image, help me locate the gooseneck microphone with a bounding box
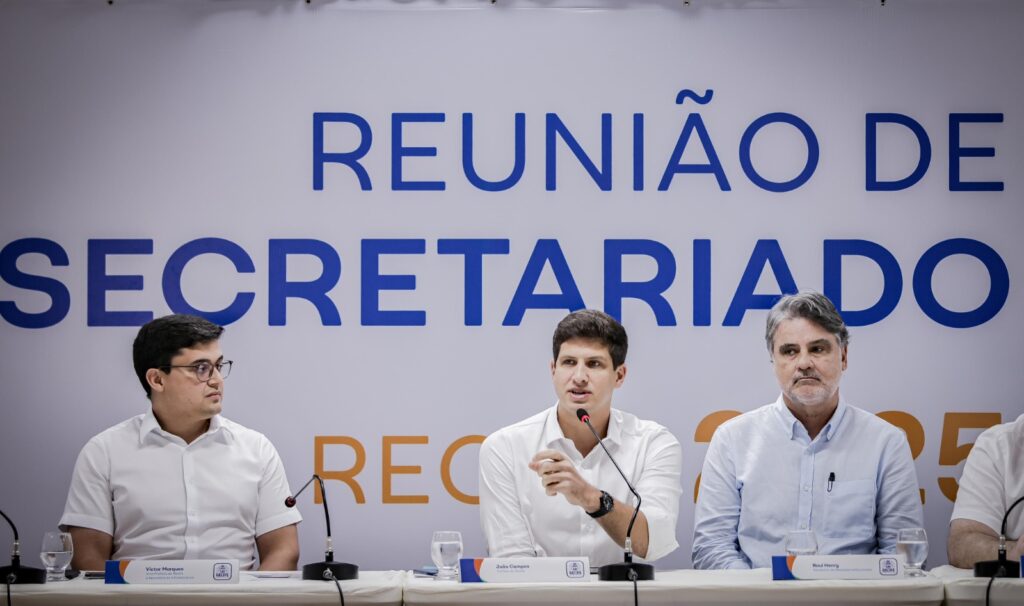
[285,475,358,581]
[576,408,655,582]
[974,494,1024,578]
[0,508,46,584]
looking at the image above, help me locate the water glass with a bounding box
[39,531,73,582]
[785,530,818,556]
[430,530,463,581]
[897,527,928,576]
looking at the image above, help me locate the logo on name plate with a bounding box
[213,562,234,581]
[879,558,899,576]
[566,560,585,578]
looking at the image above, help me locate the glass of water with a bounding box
[39,531,73,582]
[897,527,928,576]
[785,530,818,556]
[430,530,463,581]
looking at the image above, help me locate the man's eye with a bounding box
[587,361,603,368]
[195,362,211,374]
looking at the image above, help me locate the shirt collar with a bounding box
[823,397,849,440]
[139,408,161,443]
[773,394,848,441]
[605,408,624,447]
[139,409,231,446]
[541,403,568,449]
[541,403,623,452]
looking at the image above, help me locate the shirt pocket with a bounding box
[823,478,876,540]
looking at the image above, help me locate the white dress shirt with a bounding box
[60,411,302,570]
[479,405,682,566]
[951,413,1024,540]
[692,395,923,570]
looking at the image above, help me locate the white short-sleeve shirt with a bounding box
[60,411,302,570]
[479,405,683,566]
[951,413,1024,540]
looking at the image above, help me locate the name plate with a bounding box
[772,554,906,580]
[105,559,240,584]
[460,557,591,583]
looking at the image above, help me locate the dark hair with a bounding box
[133,314,224,398]
[552,309,628,368]
[765,290,850,354]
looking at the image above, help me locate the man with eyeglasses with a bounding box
[60,314,301,571]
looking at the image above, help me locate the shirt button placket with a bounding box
[798,447,813,531]
[182,450,195,558]
[580,460,591,534]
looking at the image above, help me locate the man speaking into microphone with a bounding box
[478,310,682,566]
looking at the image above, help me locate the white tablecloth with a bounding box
[7,569,405,606]
[403,568,944,606]
[20,568,1008,606]
[930,565,1024,606]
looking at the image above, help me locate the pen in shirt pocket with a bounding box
[827,472,835,493]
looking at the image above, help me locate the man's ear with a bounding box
[146,368,166,394]
[615,363,627,387]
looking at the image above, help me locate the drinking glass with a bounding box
[430,531,463,581]
[785,530,818,556]
[897,527,928,576]
[39,531,73,582]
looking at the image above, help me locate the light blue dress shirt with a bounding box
[692,396,924,569]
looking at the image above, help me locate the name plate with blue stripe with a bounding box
[105,559,239,584]
[460,557,591,583]
[772,554,907,580]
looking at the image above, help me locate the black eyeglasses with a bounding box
[161,360,233,382]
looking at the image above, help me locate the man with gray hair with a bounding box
[692,291,923,569]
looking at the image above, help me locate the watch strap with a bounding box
[587,490,614,519]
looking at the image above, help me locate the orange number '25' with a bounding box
[936,412,1001,503]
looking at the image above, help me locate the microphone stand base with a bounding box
[302,561,358,581]
[974,559,1020,578]
[598,562,654,581]
[0,564,47,584]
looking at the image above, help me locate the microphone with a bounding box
[285,475,358,581]
[0,508,46,584]
[575,408,654,582]
[973,494,1024,578]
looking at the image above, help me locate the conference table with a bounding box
[405,568,943,606]
[8,567,1024,605]
[5,570,405,606]
[930,565,1024,606]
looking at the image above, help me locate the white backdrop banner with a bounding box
[1,0,1021,570]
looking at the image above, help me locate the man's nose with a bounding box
[571,364,588,382]
[795,349,814,370]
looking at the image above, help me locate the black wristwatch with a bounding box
[587,490,614,519]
